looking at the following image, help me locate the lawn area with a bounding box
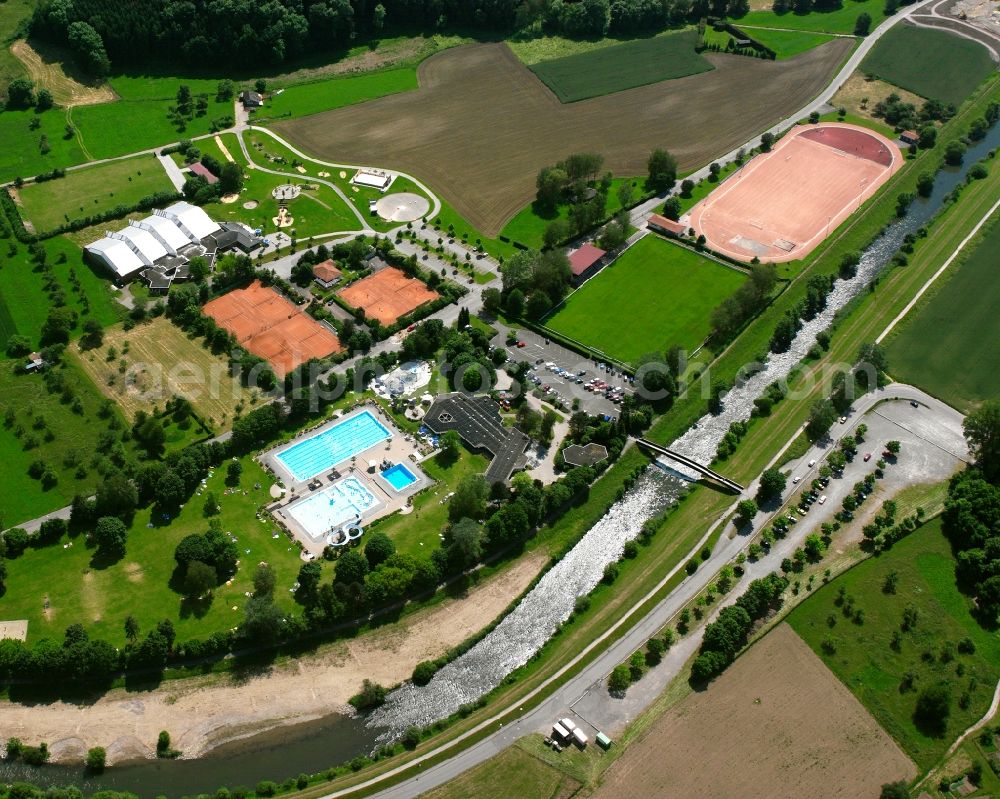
[787,518,1000,771]
[418,743,578,799]
[528,30,713,103]
[499,176,642,249]
[257,68,418,121]
[0,106,89,181]
[364,447,490,558]
[0,236,123,350]
[0,357,132,525]
[886,217,1000,413]
[736,0,888,33]
[733,26,841,58]
[0,455,305,645]
[72,316,265,431]
[15,154,175,233]
[0,0,32,92]
[544,235,747,364]
[203,132,362,240]
[71,85,234,161]
[861,23,995,106]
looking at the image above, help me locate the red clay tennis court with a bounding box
[687,123,901,263]
[337,267,440,326]
[203,280,343,376]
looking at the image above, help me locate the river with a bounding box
[7,121,998,796]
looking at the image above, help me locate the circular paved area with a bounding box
[376,192,430,222]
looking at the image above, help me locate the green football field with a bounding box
[861,23,995,106]
[529,31,713,103]
[545,235,746,364]
[886,218,1000,412]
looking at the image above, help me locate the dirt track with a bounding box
[274,40,852,236]
[591,624,915,799]
[0,553,546,764]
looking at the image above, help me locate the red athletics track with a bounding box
[686,123,902,263]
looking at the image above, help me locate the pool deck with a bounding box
[259,403,432,556]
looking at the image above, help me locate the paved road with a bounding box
[324,383,961,799]
[909,0,1000,61]
[315,383,964,799]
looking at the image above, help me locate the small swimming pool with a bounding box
[286,477,378,541]
[381,463,418,492]
[277,410,391,482]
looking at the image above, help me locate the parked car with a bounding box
[818,495,827,505]
[863,452,872,462]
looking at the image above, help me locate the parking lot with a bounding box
[491,326,631,418]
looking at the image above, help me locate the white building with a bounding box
[84,236,146,281]
[135,214,189,255]
[114,225,168,266]
[156,201,221,242]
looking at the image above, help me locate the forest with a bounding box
[30,0,748,72]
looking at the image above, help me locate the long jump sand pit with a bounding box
[337,267,439,326]
[203,280,343,376]
[593,625,915,799]
[689,123,901,262]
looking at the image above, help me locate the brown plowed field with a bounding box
[592,624,915,799]
[273,40,852,236]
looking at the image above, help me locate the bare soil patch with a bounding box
[0,553,547,763]
[274,40,851,236]
[10,40,116,107]
[592,624,915,799]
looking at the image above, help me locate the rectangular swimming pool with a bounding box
[381,463,418,492]
[276,410,391,482]
[286,477,378,541]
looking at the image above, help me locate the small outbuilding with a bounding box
[900,130,919,146]
[24,353,44,372]
[648,213,687,238]
[567,243,607,284]
[188,162,219,185]
[241,90,263,108]
[313,259,343,289]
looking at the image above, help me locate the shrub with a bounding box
[608,664,631,694]
[412,660,437,686]
[86,746,106,772]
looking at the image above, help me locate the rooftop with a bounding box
[188,162,219,185]
[568,243,607,276]
[648,213,687,235]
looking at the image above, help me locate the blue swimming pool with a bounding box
[381,463,418,492]
[277,410,391,481]
[287,477,377,541]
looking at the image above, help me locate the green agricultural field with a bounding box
[545,235,747,364]
[732,27,840,58]
[0,236,123,347]
[0,455,304,645]
[861,23,995,106]
[0,358,133,524]
[16,154,175,232]
[529,30,713,103]
[788,518,1000,770]
[364,448,490,558]
[500,176,642,249]
[886,218,1000,412]
[737,0,887,33]
[258,68,418,121]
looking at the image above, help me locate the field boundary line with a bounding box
[876,194,1000,343]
